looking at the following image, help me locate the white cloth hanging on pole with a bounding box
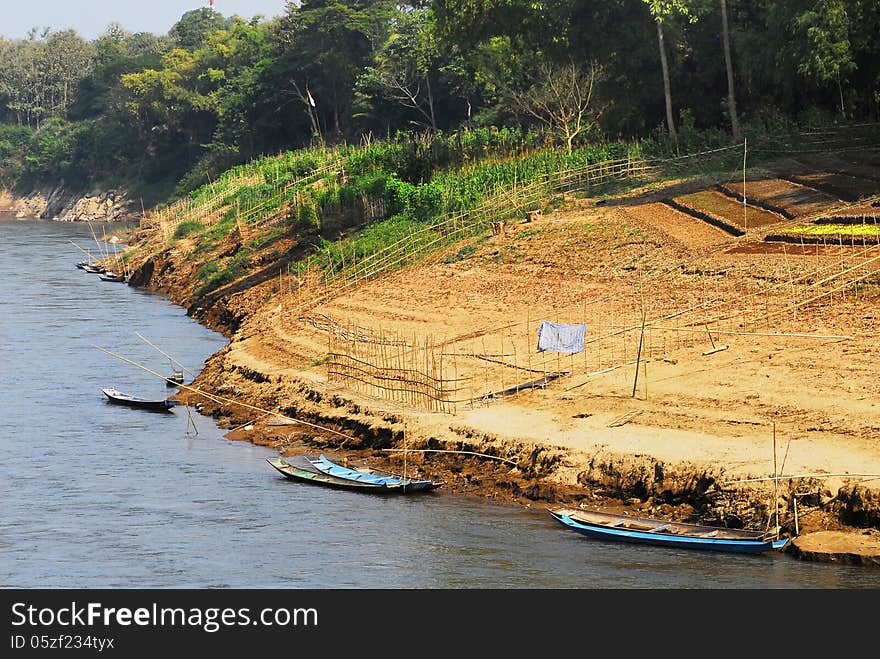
[537,321,586,353]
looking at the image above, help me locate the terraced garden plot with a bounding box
[621,202,730,249]
[765,222,880,246]
[792,153,880,184]
[719,178,835,218]
[841,148,880,169]
[670,190,784,232]
[768,161,877,201]
[821,204,880,223]
[724,240,851,255]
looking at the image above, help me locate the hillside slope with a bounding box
[118,148,880,562]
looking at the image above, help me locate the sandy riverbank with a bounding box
[117,162,880,567]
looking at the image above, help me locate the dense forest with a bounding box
[0,1,878,203]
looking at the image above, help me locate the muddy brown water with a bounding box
[2,218,879,588]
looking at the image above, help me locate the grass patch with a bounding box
[516,228,543,240]
[197,262,220,280]
[444,243,478,263]
[173,220,204,239]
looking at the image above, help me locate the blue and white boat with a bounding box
[304,454,443,493]
[550,507,790,554]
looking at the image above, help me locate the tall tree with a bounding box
[274,0,396,143]
[720,0,739,138]
[792,0,854,119]
[642,1,696,145]
[357,9,442,131]
[169,7,230,50]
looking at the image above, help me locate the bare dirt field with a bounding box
[130,150,880,561]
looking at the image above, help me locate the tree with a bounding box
[357,9,442,131]
[720,0,740,138]
[41,30,94,119]
[170,7,230,50]
[273,0,397,143]
[503,60,604,152]
[642,1,696,145]
[792,0,855,119]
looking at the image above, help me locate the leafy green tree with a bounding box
[274,0,397,143]
[40,30,95,119]
[792,0,854,118]
[357,9,444,131]
[170,8,230,50]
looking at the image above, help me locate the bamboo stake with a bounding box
[773,423,780,538]
[69,240,93,261]
[742,137,748,233]
[723,473,880,484]
[135,332,196,377]
[381,448,517,466]
[631,309,646,398]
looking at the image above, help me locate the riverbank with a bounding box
[0,185,138,221]
[110,161,880,567]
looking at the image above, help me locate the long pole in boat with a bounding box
[69,240,93,262]
[87,221,106,260]
[403,417,408,492]
[773,422,780,539]
[135,332,197,377]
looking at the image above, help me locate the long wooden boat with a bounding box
[550,507,790,555]
[101,388,176,412]
[166,370,185,386]
[306,453,443,492]
[266,457,392,491]
[82,263,106,274]
[98,271,126,282]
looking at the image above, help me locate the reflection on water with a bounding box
[1,219,878,589]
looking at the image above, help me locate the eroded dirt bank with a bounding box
[119,183,880,566]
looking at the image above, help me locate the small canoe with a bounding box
[82,264,106,274]
[166,370,185,386]
[550,507,790,554]
[101,388,176,412]
[99,271,126,282]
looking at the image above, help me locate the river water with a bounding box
[1,218,878,589]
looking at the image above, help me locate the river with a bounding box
[1,218,878,589]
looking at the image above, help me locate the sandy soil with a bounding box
[222,206,880,492]
[127,154,880,562]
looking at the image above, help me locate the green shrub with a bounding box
[173,220,205,239]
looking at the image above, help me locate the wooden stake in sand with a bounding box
[742,138,748,234]
[631,309,646,398]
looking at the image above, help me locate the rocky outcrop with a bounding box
[3,185,138,222]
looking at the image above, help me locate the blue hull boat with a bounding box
[266,457,391,491]
[302,454,443,492]
[550,508,790,555]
